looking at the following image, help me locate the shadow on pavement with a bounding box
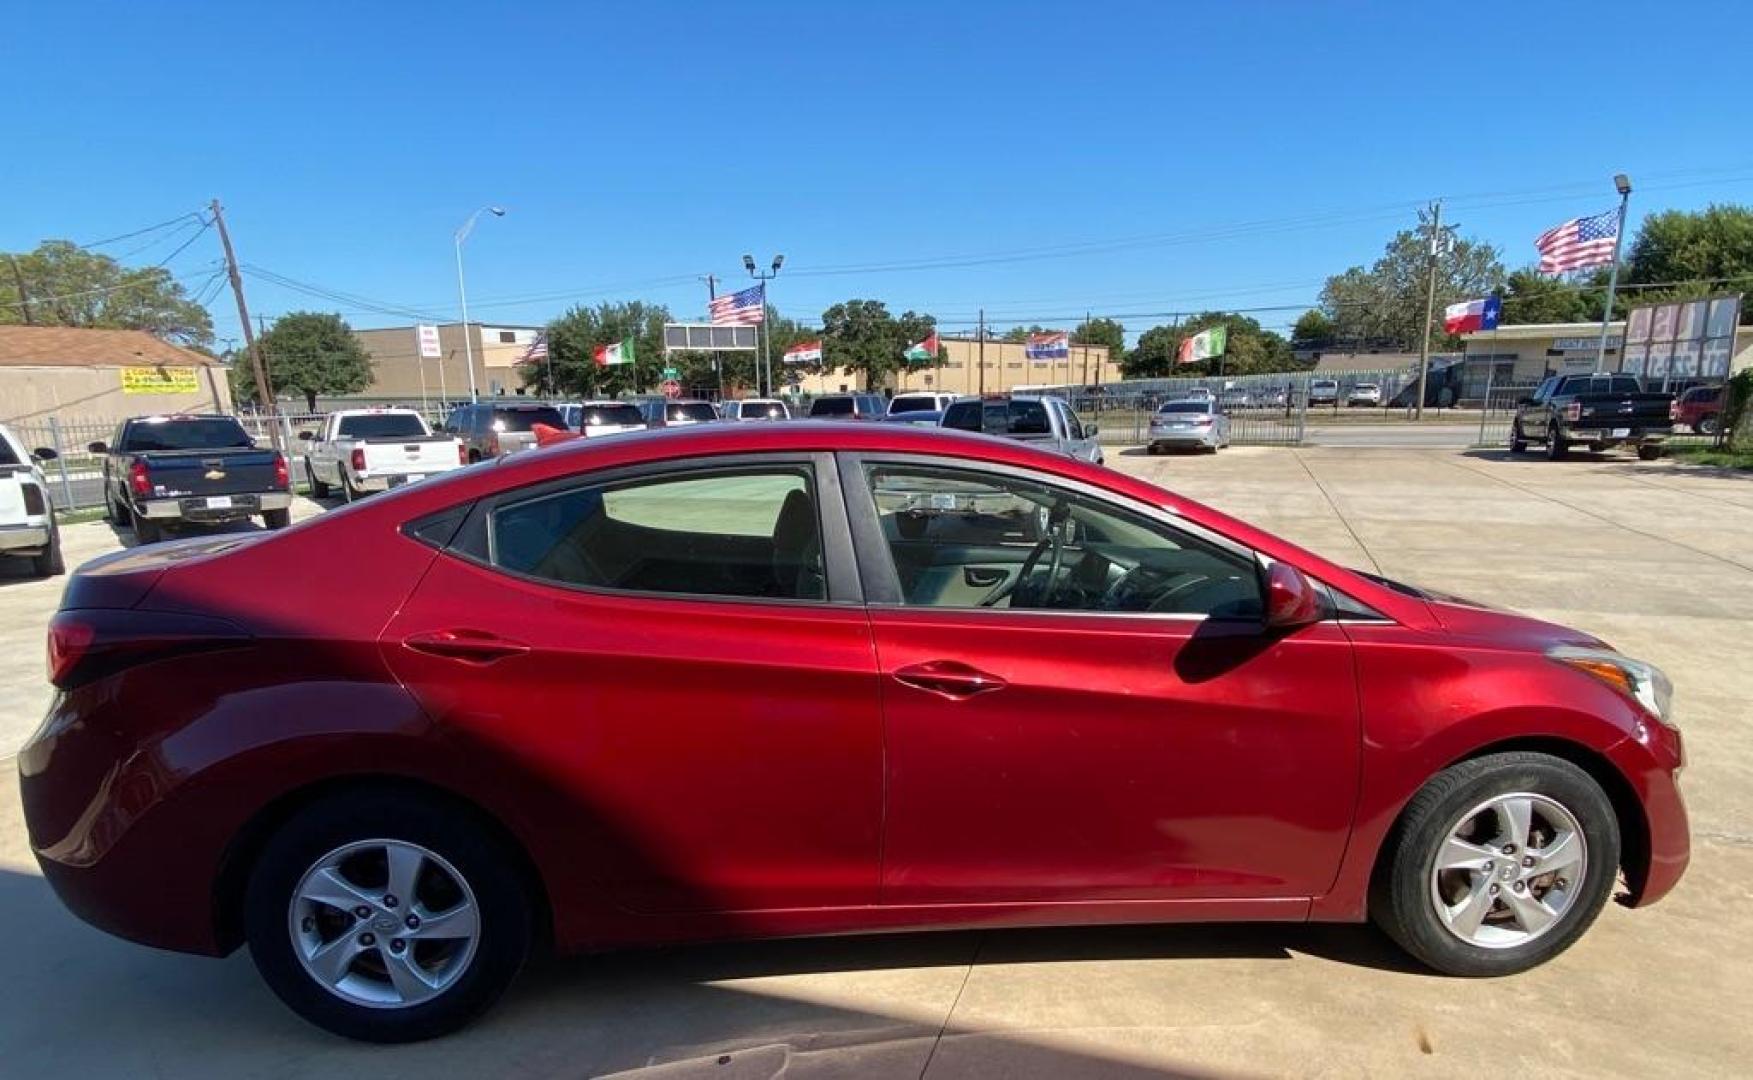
[0,861,1419,1077]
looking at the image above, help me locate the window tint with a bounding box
[0,437,19,466]
[492,406,567,432]
[490,467,824,601]
[120,418,253,452]
[888,395,938,414]
[668,402,717,422]
[578,404,644,426]
[862,464,1262,618]
[810,397,854,416]
[942,401,980,431]
[336,413,428,439]
[1158,402,1211,414]
[1005,400,1050,435]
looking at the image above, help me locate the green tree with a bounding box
[1497,269,1599,325]
[254,311,373,411]
[1291,309,1335,346]
[1001,324,1050,343]
[1072,316,1124,357]
[531,300,672,397]
[1624,205,1753,322]
[1124,324,1181,378]
[1,240,214,346]
[1319,228,1505,349]
[819,298,940,389]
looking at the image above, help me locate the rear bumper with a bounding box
[136,492,292,520]
[1149,430,1221,448]
[1558,425,1671,446]
[0,522,51,551]
[351,469,453,492]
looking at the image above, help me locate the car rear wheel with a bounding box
[1697,417,1719,436]
[131,513,162,545]
[1637,445,1663,462]
[1371,751,1618,977]
[264,508,292,529]
[244,790,531,1042]
[32,521,66,577]
[306,461,331,498]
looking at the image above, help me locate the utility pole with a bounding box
[977,308,986,396]
[702,274,723,399]
[7,255,33,325]
[1413,199,1444,420]
[210,199,277,427]
[1081,310,1091,386]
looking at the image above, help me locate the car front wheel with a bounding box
[1371,751,1618,977]
[244,791,532,1042]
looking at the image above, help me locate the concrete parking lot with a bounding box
[1,446,1749,1077]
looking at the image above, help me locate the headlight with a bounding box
[1547,646,1674,728]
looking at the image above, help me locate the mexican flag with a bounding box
[902,332,939,362]
[593,338,635,366]
[1177,326,1227,364]
[784,340,823,364]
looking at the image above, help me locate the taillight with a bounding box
[273,452,290,489]
[1669,399,1681,422]
[46,613,95,687]
[349,448,366,472]
[22,482,46,516]
[45,609,251,690]
[129,457,151,497]
[485,432,500,455]
[457,442,468,465]
[1563,401,1582,423]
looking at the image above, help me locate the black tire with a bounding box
[1637,444,1662,462]
[1508,423,1527,454]
[1697,417,1719,436]
[102,487,116,524]
[1371,751,1619,978]
[1544,431,1567,461]
[132,514,162,545]
[243,790,532,1043]
[1146,443,1161,456]
[306,461,331,499]
[32,520,66,577]
[263,507,292,529]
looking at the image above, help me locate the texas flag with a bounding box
[1443,296,1502,335]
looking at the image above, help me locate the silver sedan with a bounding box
[1146,400,1231,453]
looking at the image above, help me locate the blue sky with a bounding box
[6,1,1751,347]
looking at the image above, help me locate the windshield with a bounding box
[336,413,427,439]
[739,401,787,419]
[121,418,252,452]
[493,407,567,432]
[1158,402,1213,414]
[667,402,717,422]
[579,404,645,426]
[809,397,855,416]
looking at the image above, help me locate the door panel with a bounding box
[871,608,1360,903]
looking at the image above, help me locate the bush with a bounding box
[1726,368,1753,448]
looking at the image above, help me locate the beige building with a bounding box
[785,337,1118,398]
[0,326,232,424]
[1459,321,1753,397]
[352,322,543,406]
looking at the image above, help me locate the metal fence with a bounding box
[1069,388,1308,447]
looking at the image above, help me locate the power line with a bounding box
[77,211,205,249]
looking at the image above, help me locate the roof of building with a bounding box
[1460,321,1626,341]
[0,326,218,368]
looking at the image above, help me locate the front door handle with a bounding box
[893,660,1007,700]
[403,629,530,664]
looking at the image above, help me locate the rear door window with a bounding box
[942,401,980,431]
[493,407,567,432]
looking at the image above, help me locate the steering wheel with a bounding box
[979,503,1070,608]
[1100,564,1224,614]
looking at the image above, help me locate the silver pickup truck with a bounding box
[940,395,1104,465]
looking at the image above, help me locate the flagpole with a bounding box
[1595,175,1633,372]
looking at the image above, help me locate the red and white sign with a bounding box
[660,379,683,399]
[415,324,442,360]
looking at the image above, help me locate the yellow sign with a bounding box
[121,366,201,394]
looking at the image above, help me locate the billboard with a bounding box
[663,324,758,352]
[1620,293,1741,383]
[122,366,201,394]
[416,324,442,360]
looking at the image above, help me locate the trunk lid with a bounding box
[61,532,265,609]
[134,449,281,498]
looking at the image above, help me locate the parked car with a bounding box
[635,399,719,428]
[887,392,955,417]
[882,408,944,426]
[1147,400,1231,453]
[1346,383,1383,407]
[23,422,1687,1041]
[1674,385,1723,435]
[300,409,465,501]
[1309,379,1340,406]
[1174,387,1216,405]
[1510,373,1676,461]
[728,398,791,421]
[1217,386,1252,410]
[807,393,887,420]
[941,394,1103,464]
[0,422,64,577]
[443,403,570,460]
[556,401,648,438]
[91,415,292,544]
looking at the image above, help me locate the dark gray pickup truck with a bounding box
[1511,373,1676,461]
[92,415,293,543]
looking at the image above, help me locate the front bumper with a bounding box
[136,491,292,521]
[0,522,51,551]
[1607,718,1690,907]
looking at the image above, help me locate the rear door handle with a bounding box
[893,660,1007,700]
[403,629,530,664]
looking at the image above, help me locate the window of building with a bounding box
[498,331,517,344]
[489,466,825,601]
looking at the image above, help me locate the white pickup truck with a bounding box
[300,409,465,500]
[0,422,64,577]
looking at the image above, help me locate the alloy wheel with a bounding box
[1429,792,1587,949]
[288,839,480,1009]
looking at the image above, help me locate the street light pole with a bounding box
[454,206,506,403]
[743,253,783,397]
[1596,174,1633,373]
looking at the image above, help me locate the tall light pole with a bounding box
[1596,173,1633,374]
[744,253,783,396]
[454,205,506,403]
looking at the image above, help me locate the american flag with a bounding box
[709,283,765,326]
[1535,210,1619,274]
[520,331,548,363]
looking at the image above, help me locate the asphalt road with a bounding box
[2,447,1750,1077]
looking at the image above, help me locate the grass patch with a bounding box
[56,507,108,525]
[1667,445,1753,470]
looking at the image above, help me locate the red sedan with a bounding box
[20,422,1688,1041]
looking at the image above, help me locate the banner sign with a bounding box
[121,366,201,394]
[1621,293,1741,379]
[1024,332,1069,362]
[416,324,442,360]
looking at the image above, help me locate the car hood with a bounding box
[1362,571,1607,651]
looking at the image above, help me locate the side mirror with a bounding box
[297,430,315,441]
[1263,561,1326,630]
[1085,422,1099,436]
[88,441,109,454]
[32,447,58,462]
